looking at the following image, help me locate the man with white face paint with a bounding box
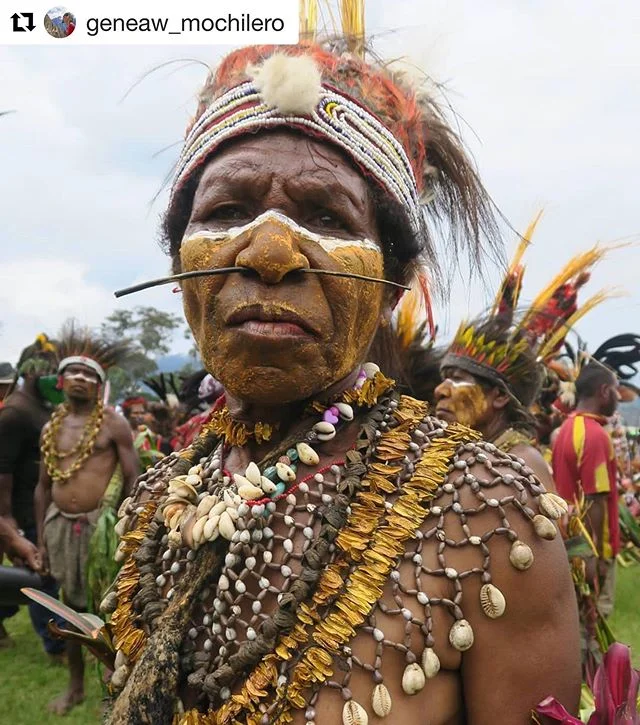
[34,324,138,715]
[103,20,581,725]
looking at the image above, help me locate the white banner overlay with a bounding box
[2,1,300,45]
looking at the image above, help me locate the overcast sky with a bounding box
[1,0,638,369]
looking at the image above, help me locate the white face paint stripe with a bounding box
[443,379,479,389]
[63,371,99,383]
[181,210,381,255]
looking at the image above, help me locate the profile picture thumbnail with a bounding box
[44,7,76,38]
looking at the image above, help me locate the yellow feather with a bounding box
[299,0,318,38]
[539,289,625,360]
[340,0,365,55]
[492,210,543,315]
[309,1,364,54]
[514,209,543,269]
[396,287,421,351]
[461,326,473,345]
[519,243,616,331]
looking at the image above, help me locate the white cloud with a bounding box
[0,258,112,361]
[0,1,639,370]
[0,257,187,363]
[367,0,640,347]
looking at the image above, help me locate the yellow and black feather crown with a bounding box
[443,213,618,404]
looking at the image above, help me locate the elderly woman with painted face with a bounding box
[104,38,581,725]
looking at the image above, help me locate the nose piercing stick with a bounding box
[114,267,409,298]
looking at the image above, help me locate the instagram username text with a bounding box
[86,14,286,37]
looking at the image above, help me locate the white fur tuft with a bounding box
[559,381,577,408]
[250,54,322,116]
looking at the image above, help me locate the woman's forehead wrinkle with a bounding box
[203,156,264,183]
[198,165,367,218]
[284,176,365,214]
[197,165,273,202]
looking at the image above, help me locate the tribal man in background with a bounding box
[121,396,148,434]
[435,217,614,494]
[34,324,138,715]
[551,332,640,624]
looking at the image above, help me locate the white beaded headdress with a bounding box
[171,53,422,234]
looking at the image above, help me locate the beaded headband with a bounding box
[171,80,422,235]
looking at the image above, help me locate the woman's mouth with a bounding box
[236,320,309,337]
[227,304,319,339]
[435,405,454,420]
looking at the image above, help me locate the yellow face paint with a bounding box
[436,378,490,429]
[179,211,386,405]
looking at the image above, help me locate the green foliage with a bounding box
[183,326,201,363]
[86,468,124,613]
[86,507,119,614]
[102,306,183,358]
[565,536,597,559]
[101,306,183,401]
[619,504,640,548]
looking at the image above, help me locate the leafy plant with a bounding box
[536,643,640,724]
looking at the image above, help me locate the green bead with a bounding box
[287,448,299,462]
[263,466,277,481]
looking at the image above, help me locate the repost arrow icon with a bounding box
[10,12,35,32]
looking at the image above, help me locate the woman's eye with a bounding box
[208,204,249,222]
[309,211,345,231]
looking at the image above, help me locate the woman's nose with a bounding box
[235,217,310,284]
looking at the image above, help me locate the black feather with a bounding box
[593,334,640,381]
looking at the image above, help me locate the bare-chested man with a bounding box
[35,339,138,715]
[102,33,581,725]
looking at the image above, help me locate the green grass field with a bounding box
[609,562,640,666]
[0,609,103,724]
[1,565,639,724]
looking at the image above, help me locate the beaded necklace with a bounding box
[42,399,105,484]
[105,379,570,725]
[105,367,392,701]
[155,364,392,552]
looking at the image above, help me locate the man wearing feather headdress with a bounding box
[121,396,148,433]
[435,216,615,496]
[34,323,138,715]
[85,6,584,724]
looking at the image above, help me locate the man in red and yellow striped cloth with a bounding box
[552,362,621,616]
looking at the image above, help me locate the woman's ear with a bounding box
[491,388,511,411]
